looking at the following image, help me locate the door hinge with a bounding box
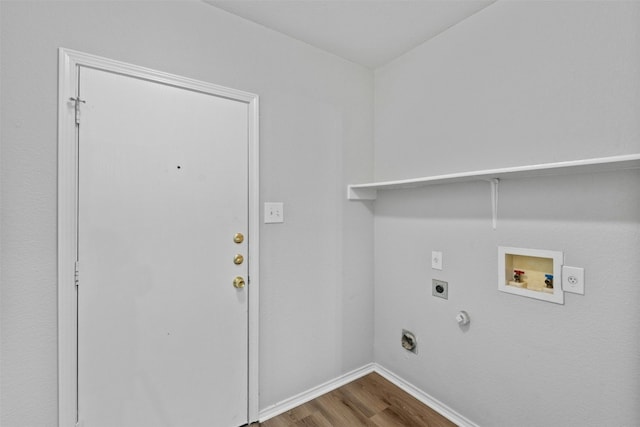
[74,261,80,287]
[69,96,86,125]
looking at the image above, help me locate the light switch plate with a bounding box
[264,202,284,223]
[432,251,443,270]
[562,266,584,295]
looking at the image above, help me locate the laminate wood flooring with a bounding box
[260,372,457,427]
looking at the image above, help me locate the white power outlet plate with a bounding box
[432,251,443,270]
[264,202,284,224]
[562,266,585,295]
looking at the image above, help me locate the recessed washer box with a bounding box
[498,246,564,304]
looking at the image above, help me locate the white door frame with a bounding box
[57,48,260,427]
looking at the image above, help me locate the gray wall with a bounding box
[0,2,374,425]
[373,2,640,426]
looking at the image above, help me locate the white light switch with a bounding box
[432,251,443,270]
[264,202,284,224]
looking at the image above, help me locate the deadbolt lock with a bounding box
[233,276,245,289]
[234,254,244,265]
[233,233,244,244]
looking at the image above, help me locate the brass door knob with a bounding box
[234,254,244,265]
[233,233,244,244]
[233,276,245,289]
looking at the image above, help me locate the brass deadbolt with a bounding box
[234,254,244,265]
[233,233,244,244]
[233,276,245,289]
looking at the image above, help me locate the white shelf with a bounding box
[348,153,640,201]
[348,153,640,230]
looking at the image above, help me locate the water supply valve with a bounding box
[513,270,525,283]
[456,311,470,326]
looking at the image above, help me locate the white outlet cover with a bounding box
[432,251,443,270]
[264,202,284,224]
[562,265,585,295]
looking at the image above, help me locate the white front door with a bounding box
[77,66,249,427]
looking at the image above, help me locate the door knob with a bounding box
[233,276,245,289]
[234,254,244,265]
[233,233,244,244]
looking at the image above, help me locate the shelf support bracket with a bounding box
[348,185,377,201]
[490,178,499,230]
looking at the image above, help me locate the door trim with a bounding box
[57,48,260,426]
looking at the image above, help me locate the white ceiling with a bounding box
[204,0,495,69]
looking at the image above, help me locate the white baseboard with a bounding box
[373,363,480,427]
[258,363,376,421]
[259,362,479,427]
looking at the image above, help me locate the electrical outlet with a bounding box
[432,279,448,299]
[432,251,443,270]
[562,266,584,295]
[264,202,284,224]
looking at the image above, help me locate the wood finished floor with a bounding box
[260,372,457,427]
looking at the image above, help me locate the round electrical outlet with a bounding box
[432,279,448,299]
